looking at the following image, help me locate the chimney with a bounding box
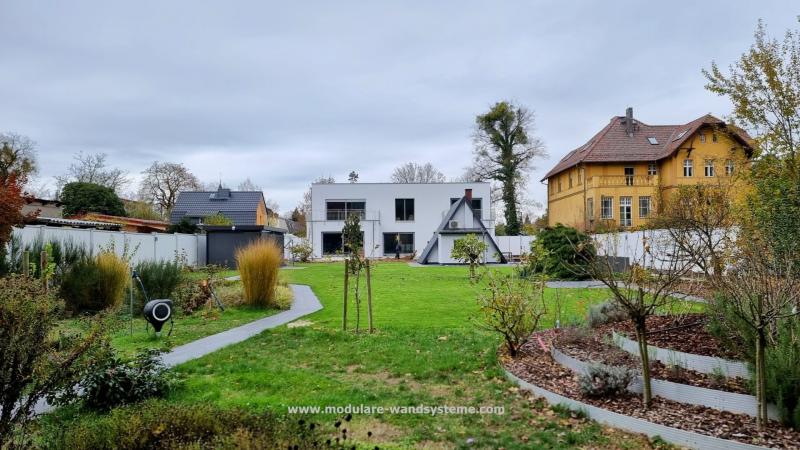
[465,188,473,202]
[625,107,634,136]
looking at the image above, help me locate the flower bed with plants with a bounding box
[503,329,800,449]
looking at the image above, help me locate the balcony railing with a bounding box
[589,175,657,188]
[325,209,366,221]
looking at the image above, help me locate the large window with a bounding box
[326,200,366,220]
[704,160,715,177]
[725,159,735,176]
[619,196,632,227]
[395,198,414,221]
[639,196,651,218]
[624,167,634,186]
[383,233,414,255]
[323,231,364,255]
[683,159,693,177]
[600,196,613,219]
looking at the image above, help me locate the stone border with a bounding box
[504,369,771,450]
[551,346,779,420]
[611,331,751,380]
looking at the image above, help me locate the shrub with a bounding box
[587,301,629,328]
[578,363,635,398]
[203,212,233,226]
[764,317,800,429]
[475,270,546,357]
[60,181,126,216]
[0,276,107,442]
[290,239,313,262]
[133,260,182,309]
[451,233,488,280]
[236,239,282,308]
[60,251,129,312]
[78,349,176,411]
[167,217,199,234]
[532,224,595,280]
[41,400,324,450]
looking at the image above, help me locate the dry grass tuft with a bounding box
[236,239,282,308]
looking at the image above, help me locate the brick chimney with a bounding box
[625,107,634,137]
[465,188,473,202]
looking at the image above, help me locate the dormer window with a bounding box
[647,137,658,145]
[699,133,706,143]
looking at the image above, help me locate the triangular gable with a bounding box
[418,197,507,264]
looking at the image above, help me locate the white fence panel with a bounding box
[495,235,534,257]
[11,225,205,267]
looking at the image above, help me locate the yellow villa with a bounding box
[542,108,753,231]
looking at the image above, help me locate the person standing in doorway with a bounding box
[395,235,401,259]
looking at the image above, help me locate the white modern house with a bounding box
[306,182,505,264]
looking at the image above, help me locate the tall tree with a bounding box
[472,101,546,235]
[348,171,359,183]
[55,152,128,194]
[0,133,37,185]
[300,175,335,217]
[704,19,800,167]
[391,162,446,183]
[138,161,200,217]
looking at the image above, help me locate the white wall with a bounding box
[496,235,535,257]
[11,225,207,266]
[307,182,494,259]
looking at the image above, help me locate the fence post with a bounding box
[40,250,48,293]
[343,260,349,331]
[366,260,373,333]
[22,251,29,277]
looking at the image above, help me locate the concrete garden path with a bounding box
[33,284,322,414]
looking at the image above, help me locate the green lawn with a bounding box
[42,262,668,449]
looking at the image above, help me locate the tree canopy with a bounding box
[391,162,446,183]
[60,182,126,217]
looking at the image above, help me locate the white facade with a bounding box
[307,182,495,260]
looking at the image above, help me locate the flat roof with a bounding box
[311,181,489,185]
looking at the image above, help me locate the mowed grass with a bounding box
[165,262,657,449]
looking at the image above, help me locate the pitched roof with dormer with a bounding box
[541,113,752,181]
[170,186,270,226]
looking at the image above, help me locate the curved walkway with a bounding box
[34,284,322,414]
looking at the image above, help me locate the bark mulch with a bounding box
[504,332,800,449]
[555,324,750,394]
[611,314,744,360]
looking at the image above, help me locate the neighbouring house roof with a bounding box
[30,216,122,230]
[541,113,753,181]
[170,186,271,226]
[73,213,170,233]
[25,197,63,206]
[417,195,507,264]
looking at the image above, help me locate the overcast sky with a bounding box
[1,1,797,215]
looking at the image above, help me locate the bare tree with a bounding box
[711,235,800,429]
[138,161,200,217]
[391,162,446,183]
[237,177,261,191]
[0,132,37,185]
[300,175,335,217]
[472,102,547,235]
[579,233,695,408]
[55,152,129,194]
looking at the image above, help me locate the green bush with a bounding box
[60,181,126,216]
[133,260,182,310]
[289,239,313,262]
[0,276,107,442]
[40,400,324,450]
[77,349,176,411]
[578,363,635,398]
[203,212,233,226]
[529,224,595,280]
[167,217,199,234]
[60,252,129,312]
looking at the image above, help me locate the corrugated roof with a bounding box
[541,113,752,180]
[170,189,268,226]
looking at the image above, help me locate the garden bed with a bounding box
[611,313,743,360]
[555,324,750,394]
[504,330,800,449]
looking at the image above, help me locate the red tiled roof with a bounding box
[541,113,752,181]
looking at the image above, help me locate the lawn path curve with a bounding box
[33,284,322,414]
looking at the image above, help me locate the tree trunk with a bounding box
[366,260,373,333]
[755,330,767,430]
[635,322,653,409]
[502,173,520,235]
[342,260,349,331]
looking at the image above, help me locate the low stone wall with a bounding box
[551,346,779,420]
[504,369,771,450]
[611,331,751,380]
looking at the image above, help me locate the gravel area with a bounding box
[503,331,800,449]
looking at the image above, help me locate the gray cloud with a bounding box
[1,1,797,213]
